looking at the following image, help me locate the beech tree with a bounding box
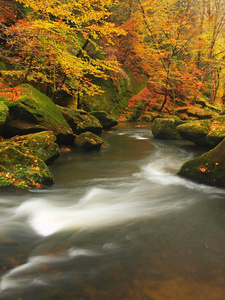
[0,0,125,99]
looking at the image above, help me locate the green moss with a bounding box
[0,101,8,128]
[0,146,54,189]
[140,113,154,122]
[80,69,147,117]
[58,106,103,134]
[151,118,185,140]
[11,131,60,164]
[126,101,147,122]
[176,120,210,144]
[178,138,225,188]
[18,84,71,129]
[1,84,73,144]
[74,131,107,151]
[177,116,225,147]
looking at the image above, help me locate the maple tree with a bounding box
[0,0,125,101]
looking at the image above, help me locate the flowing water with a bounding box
[1,124,225,300]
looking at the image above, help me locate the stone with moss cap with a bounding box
[177,116,225,148]
[0,84,74,145]
[178,138,225,188]
[176,120,210,144]
[9,131,60,165]
[151,118,186,140]
[58,107,103,134]
[0,146,54,189]
[74,131,107,151]
[90,111,118,129]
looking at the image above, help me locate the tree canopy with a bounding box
[0,0,125,98]
[0,0,224,110]
[116,0,225,109]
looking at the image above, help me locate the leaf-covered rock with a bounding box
[151,118,185,140]
[91,111,118,129]
[0,146,54,189]
[177,116,225,147]
[74,131,107,151]
[58,107,103,134]
[0,84,74,145]
[10,131,60,165]
[178,138,225,188]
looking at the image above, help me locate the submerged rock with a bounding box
[178,138,225,188]
[58,107,103,134]
[90,111,118,129]
[177,116,225,148]
[0,146,54,189]
[74,131,107,151]
[151,118,185,140]
[0,84,74,145]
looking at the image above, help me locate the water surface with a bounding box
[1,124,225,299]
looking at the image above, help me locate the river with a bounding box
[1,124,225,300]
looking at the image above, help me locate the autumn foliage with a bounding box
[0,0,125,98]
[0,0,225,110]
[116,0,225,111]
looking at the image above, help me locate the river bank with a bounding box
[1,82,225,190]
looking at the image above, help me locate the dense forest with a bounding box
[0,0,225,118]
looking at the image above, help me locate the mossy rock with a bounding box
[177,116,225,148]
[90,111,118,129]
[58,107,103,134]
[0,146,54,189]
[0,101,8,130]
[74,131,107,151]
[205,116,225,147]
[0,84,74,145]
[140,113,154,122]
[177,120,210,145]
[178,138,225,188]
[151,118,186,140]
[9,131,60,165]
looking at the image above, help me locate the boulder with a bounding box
[58,107,103,134]
[9,131,60,164]
[151,118,185,140]
[74,131,107,151]
[90,111,118,129]
[0,146,54,189]
[0,101,8,130]
[177,116,225,148]
[176,120,210,145]
[0,84,74,145]
[178,138,225,188]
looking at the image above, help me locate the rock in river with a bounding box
[74,131,107,151]
[0,145,54,189]
[178,138,225,188]
[151,118,185,140]
[177,116,225,148]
